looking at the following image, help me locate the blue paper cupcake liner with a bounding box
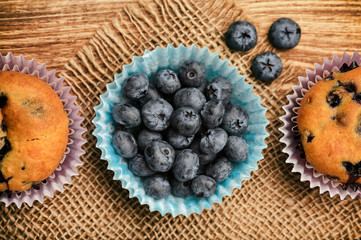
[93,44,269,217]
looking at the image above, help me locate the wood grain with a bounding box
[2,0,361,238]
[1,0,361,71]
[2,0,361,73]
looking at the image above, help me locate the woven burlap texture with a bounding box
[1,0,361,239]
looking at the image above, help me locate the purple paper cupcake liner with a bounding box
[0,52,86,207]
[279,51,361,200]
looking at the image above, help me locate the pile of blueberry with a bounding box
[112,61,249,199]
[225,18,301,82]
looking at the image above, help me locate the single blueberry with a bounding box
[191,175,217,197]
[155,69,181,94]
[179,61,206,87]
[221,104,249,136]
[144,140,175,172]
[141,98,173,131]
[327,90,342,108]
[225,21,258,51]
[188,138,217,165]
[224,136,249,162]
[200,99,225,129]
[137,128,163,152]
[166,128,194,150]
[122,73,149,100]
[251,52,283,82]
[171,178,193,197]
[200,128,228,155]
[144,174,171,199]
[139,84,163,106]
[172,149,200,182]
[170,107,202,136]
[112,130,138,158]
[128,154,156,177]
[269,18,301,49]
[173,88,206,111]
[112,103,141,128]
[206,77,233,103]
[205,156,233,183]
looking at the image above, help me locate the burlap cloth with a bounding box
[1,0,361,239]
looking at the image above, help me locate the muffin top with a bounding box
[0,71,69,191]
[297,63,361,186]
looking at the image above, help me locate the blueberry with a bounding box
[205,157,233,182]
[206,77,233,104]
[225,21,258,51]
[112,130,138,158]
[144,174,171,199]
[173,88,206,111]
[122,73,149,100]
[128,154,156,177]
[191,175,217,197]
[139,84,163,106]
[342,161,361,177]
[172,149,200,182]
[327,90,342,108]
[269,18,301,49]
[171,107,202,136]
[200,128,228,155]
[141,98,173,131]
[251,52,283,82]
[189,138,216,165]
[200,99,225,129]
[155,69,181,94]
[224,136,249,162]
[166,128,194,149]
[179,61,206,87]
[112,103,141,128]
[144,140,175,172]
[137,128,163,152]
[171,178,193,197]
[221,104,249,136]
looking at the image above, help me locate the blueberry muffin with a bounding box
[0,71,69,191]
[297,62,361,190]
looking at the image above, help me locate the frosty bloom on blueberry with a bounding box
[144,140,175,172]
[179,61,206,87]
[155,69,181,95]
[122,73,149,100]
[112,103,141,128]
[144,174,171,199]
[251,52,283,82]
[173,87,206,111]
[112,130,138,158]
[269,18,301,49]
[206,77,233,103]
[221,103,249,135]
[225,21,258,51]
[170,107,202,136]
[141,98,173,131]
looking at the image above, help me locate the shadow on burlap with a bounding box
[1,0,361,239]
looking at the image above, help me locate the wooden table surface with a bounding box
[2,0,361,238]
[2,0,361,77]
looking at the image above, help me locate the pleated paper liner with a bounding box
[0,52,86,207]
[280,52,361,199]
[93,44,269,216]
